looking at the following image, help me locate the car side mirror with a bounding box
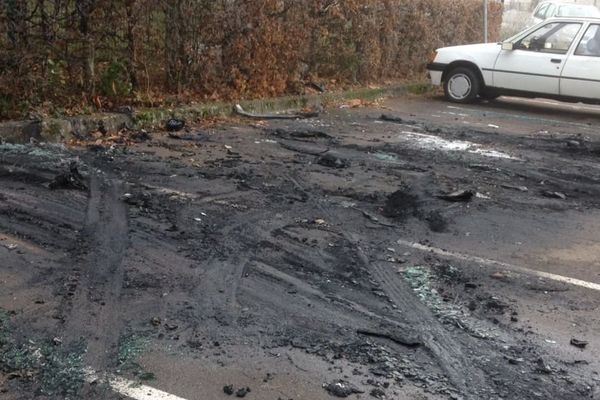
[501,42,514,51]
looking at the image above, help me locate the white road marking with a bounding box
[395,239,600,292]
[85,369,189,400]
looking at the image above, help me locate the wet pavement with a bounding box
[1,94,599,400]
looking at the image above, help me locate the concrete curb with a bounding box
[0,83,430,143]
[0,113,133,144]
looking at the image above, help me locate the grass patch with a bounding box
[405,83,435,95]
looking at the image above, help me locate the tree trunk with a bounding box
[4,0,29,48]
[125,0,138,91]
[164,0,181,91]
[76,0,96,96]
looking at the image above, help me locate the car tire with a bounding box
[444,67,480,103]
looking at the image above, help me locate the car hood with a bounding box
[438,43,501,53]
[435,43,502,66]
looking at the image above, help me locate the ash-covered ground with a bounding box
[1,95,599,400]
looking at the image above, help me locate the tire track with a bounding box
[369,260,487,398]
[284,172,491,398]
[60,172,129,370]
[187,212,268,330]
[283,169,588,399]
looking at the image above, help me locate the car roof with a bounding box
[545,16,600,22]
[541,0,598,5]
[539,0,600,10]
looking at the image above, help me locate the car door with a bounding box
[561,23,600,100]
[492,22,583,94]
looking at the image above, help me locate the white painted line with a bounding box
[107,375,189,400]
[85,368,189,400]
[396,239,600,292]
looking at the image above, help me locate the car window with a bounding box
[515,22,582,54]
[557,4,600,17]
[575,24,600,56]
[545,4,556,18]
[534,3,549,19]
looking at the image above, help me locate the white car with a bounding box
[427,17,600,104]
[529,1,600,27]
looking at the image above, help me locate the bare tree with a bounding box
[76,0,97,96]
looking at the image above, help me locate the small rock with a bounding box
[570,338,588,349]
[490,271,509,281]
[501,184,529,192]
[49,162,87,191]
[436,189,475,202]
[542,191,567,200]
[467,300,478,311]
[323,380,364,398]
[131,130,151,142]
[536,357,552,374]
[380,114,405,123]
[370,387,386,399]
[166,118,185,132]
[150,317,161,326]
[223,385,234,395]
[263,373,274,382]
[236,387,251,397]
[317,153,350,169]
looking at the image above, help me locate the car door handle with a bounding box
[550,58,562,64]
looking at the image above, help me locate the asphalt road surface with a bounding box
[1,94,599,400]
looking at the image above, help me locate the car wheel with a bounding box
[444,67,480,103]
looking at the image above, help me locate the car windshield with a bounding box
[556,4,600,17]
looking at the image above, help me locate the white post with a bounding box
[484,0,489,43]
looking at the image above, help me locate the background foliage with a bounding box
[0,0,502,119]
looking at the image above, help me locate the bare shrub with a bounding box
[0,0,502,118]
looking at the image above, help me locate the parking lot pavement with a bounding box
[1,94,599,399]
[385,95,600,136]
